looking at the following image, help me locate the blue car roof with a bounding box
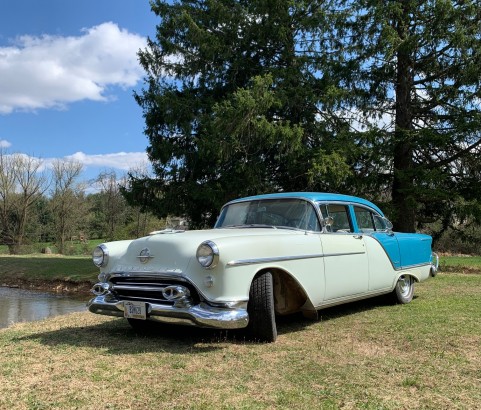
[227,192,384,216]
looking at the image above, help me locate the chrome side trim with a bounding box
[395,262,432,271]
[314,288,392,310]
[227,251,365,267]
[324,252,366,258]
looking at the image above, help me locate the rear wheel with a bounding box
[392,275,414,304]
[246,271,277,342]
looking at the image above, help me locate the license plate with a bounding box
[124,301,147,320]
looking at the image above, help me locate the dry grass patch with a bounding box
[1,273,480,409]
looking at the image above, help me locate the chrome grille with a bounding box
[109,277,199,305]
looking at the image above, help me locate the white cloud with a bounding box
[64,151,149,171]
[0,139,12,148]
[0,22,146,114]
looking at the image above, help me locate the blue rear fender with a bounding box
[371,231,433,270]
[395,233,433,268]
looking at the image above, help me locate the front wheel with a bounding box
[245,271,277,342]
[392,275,414,304]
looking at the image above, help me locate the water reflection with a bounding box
[0,287,89,329]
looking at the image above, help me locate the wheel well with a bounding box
[255,268,309,316]
[396,272,419,283]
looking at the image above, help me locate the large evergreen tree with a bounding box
[130,0,481,233]
[130,0,352,227]
[326,0,481,232]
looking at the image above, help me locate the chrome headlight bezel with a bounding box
[196,241,219,269]
[92,244,109,268]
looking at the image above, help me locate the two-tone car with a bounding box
[88,192,438,342]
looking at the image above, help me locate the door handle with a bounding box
[353,235,363,239]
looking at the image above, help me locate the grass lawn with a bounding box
[439,255,481,273]
[0,254,98,291]
[0,267,480,408]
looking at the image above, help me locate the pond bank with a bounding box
[0,254,97,295]
[1,278,93,295]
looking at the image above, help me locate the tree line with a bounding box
[3,1,480,255]
[0,151,165,255]
[123,0,481,247]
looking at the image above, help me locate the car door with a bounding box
[319,203,369,300]
[353,206,400,290]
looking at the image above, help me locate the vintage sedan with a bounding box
[88,192,438,342]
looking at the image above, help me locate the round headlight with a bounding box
[196,241,219,269]
[92,244,109,267]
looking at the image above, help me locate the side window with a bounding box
[319,204,353,233]
[354,207,376,232]
[354,207,390,232]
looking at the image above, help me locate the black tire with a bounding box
[391,275,414,304]
[246,271,277,342]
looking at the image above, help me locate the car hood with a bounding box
[103,228,307,274]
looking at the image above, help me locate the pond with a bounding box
[0,287,90,329]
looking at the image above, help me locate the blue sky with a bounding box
[0,0,159,182]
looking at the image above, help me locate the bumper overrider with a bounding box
[87,282,249,329]
[430,252,439,277]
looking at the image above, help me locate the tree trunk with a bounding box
[391,2,416,233]
[392,140,415,232]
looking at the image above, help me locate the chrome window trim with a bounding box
[316,201,355,234]
[215,196,324,233]
[317,201,388,234]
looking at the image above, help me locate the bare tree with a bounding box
[95,171,128,240]
[50,159,86,254]
[120,163,162,237]
[0,151,49,254]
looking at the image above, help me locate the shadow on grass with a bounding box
[14,293,401,354]
[276,293,399,330]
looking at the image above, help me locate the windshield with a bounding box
[215,198,321,231]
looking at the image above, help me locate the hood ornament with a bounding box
[137,248,154,264]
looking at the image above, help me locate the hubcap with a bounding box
[398,275,411,297]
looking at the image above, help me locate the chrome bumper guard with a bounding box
[430,252,439,277]
[87,294,249,330]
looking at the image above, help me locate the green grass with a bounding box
[0,239,104,256]
[0,254,98,287]
[0,273,480,409]
[439,255,481,273]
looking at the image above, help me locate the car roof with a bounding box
[226,192,384,216]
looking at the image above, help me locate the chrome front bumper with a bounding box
[87,295,249,329]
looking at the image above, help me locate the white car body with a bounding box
[88,192,438,342]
